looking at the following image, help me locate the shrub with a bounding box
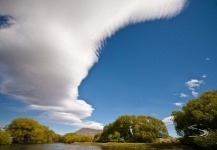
[194,130,217,150]
[0,128,12,145]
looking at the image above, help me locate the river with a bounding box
[0,143,141,150]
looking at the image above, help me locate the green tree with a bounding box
[77,134,92,142]
[0,127,12,145]
[61,133,77,143]
[99,115,168,143]
[172,90,217,149]
[7,117,58,143]
[42,126,59,143]
[61,133,92,143]
[194,130,217,150]
[93,133,101,142]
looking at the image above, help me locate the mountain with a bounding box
[75,128,102,137]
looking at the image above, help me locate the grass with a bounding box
[73,142,195,149]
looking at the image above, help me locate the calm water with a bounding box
[0,143,140,150]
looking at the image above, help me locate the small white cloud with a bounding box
[192,91,199,97]
[173,102,185,107]
[185,79,203,97]
[180,93,188,98]
[185,79,203,91]
[202,75,207,78]
[162,116,174,126]
[206,58,210,61]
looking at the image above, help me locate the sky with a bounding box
[0,0,217,137]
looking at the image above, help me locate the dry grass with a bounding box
[73,140,195,149]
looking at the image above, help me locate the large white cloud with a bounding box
[0,0,186,129]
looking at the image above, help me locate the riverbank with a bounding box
[73,142,195,149]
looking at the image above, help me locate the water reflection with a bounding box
[0,143,160,150]
[0,143,103,150]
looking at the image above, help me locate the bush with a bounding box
[93,133,101,142]
[194,130,217,150]
[99,115,168,143]
[0,128,12,145]
[7,117,58,143]
[61,133,92,143]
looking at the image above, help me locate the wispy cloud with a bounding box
[162,116,174,125]
[185,79,203,97]
[202,74,207,78]
[206,58,210,61]
[172,102,185,107]
[191,90,199,97]
[0,0,187,129]
[152,113,158,116]
[180,93,188,98]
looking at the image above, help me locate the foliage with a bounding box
[172,90,217,149]
[0,127,12,145]
[96,115,168,143]
[7,117,58,144]
[194,130,217,150]
[93,133,101,142]
[61,133,92,143]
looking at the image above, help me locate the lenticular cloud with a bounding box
[0,0,186,129]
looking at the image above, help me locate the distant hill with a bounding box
[75,128,102,137]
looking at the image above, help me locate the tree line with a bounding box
[0,116,167,145]
[92,90,217,150]
[1,90,217,150]
[0,118,93,144]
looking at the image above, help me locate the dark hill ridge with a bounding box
[75,128,102,137]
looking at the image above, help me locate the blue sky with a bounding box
[79,0,217,136]
[0,0,217,137]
